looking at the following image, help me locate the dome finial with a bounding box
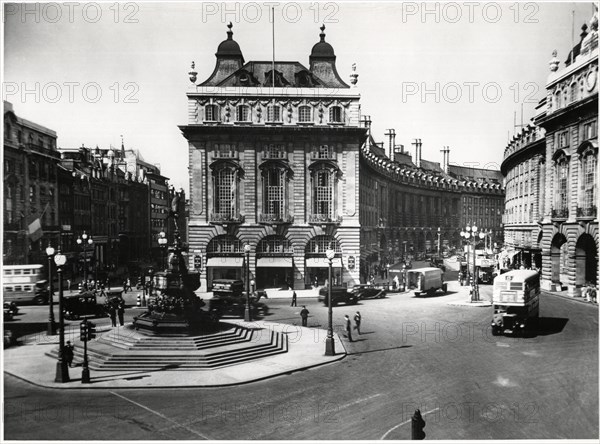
[227,22,233,39]
[319,24,326,41]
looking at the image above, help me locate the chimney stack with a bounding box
[441,146,450,173]
[384,129,396,160]
[412,138,422,168]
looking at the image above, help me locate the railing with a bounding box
[308,214,343,224]
[259,213,294,224]
[209,212,245,223]
[576,206,597,218]
[551,208,568,219]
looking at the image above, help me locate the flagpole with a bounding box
[272,6,275,88]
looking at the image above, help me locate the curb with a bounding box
[542,290,599,307]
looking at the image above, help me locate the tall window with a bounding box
[583,120,598,140]
[298,105,312,123]
[267,105,281,122]
[313,144,333,159]
[313,170,333,217]
[236,105,250,122]
[557,131,569,149]
[5,185,13,223]
[214,168,236,217]
[555,156,569,214]
[582,152,597,210]
[264,169,285,218]
[329,106,342,123]
[204,104,220,122]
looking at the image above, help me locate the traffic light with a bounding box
[87,321,97,340]
[194,254,202,270]
[411,409,426,440]
[79,321,88,341]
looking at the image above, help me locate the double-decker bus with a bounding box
[491,270,540,336]
[2,264,48,305]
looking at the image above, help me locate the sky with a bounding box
[3,1,597,192]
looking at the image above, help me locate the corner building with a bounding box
[536,15,599,294]
[181,25,366,290]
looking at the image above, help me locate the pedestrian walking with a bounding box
[300,305,309,327]
[344,315,353,342]
[354,311,362,334]
[65,341,74,367]
[291,290,297,307]
[117,300,125,326]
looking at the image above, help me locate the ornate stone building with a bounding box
[358,124,504,280]
[536,13,599,294]
[3,101,60,265]
[181,24,365,290]
[501,123,546,269]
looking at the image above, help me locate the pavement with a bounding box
[3,319,346,389]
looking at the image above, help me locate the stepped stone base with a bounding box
[46,322,288,371]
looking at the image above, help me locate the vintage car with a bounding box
[62,292,107,320]
[209,279,268,317]
[4,301,19,317]
[350,284,386,300]
[318,286,359,306]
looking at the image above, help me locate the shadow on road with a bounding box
[411,290,458,298]
[524,317,569,337]
[347,344,412,355]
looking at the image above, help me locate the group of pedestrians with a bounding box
[105,297,126,327]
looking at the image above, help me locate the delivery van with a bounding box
[406,267,447,297]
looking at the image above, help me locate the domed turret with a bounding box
[310,25,335,59]
[216,22,244,62]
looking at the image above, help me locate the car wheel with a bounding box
[491,327,501,336]
[34,295,46,305]
[414,292,420,297]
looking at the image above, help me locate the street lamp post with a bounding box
[244,244,252,322]
[54,250,70,382]
[76,232,93,290]
[460,225,486,302]
[46,245,56,335]
[437,227,442,261]
[158,231,167,271]
[325,247,336,356]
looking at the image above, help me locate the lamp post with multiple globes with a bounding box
[76,232,93,289]
[460,225,485,302]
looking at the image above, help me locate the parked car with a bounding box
[350,284,386,300]
[4,301,19,317]
[62,292,107,320]
[4,307,14,322]
[318,287,359,306]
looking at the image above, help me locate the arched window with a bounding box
[298,105,312,123]
[554,89,562,109]
[329,106,343,123]
[570,82,578,103]
[204,104,220,122]
[236,105,250,122]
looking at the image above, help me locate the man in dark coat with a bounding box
[344,315,353,342]
[117,299,125,326]
[300,305,309,327]
[291,290,297,307]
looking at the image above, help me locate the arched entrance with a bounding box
[205,235,244,288]
[575,233,598,286]
[550,233,568,286]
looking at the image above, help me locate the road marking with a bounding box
[337,393,383,411]
[110,391,210,440]
[380,407,440,440]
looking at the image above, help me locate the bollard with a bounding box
[411,409,426,440]
[136,295,141,307]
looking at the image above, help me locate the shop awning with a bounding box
[206,257,244,268]
[306,257,342,268]
[256,257,293,268]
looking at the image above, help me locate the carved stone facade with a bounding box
[536,14,599,295]
[182,25,365,290]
